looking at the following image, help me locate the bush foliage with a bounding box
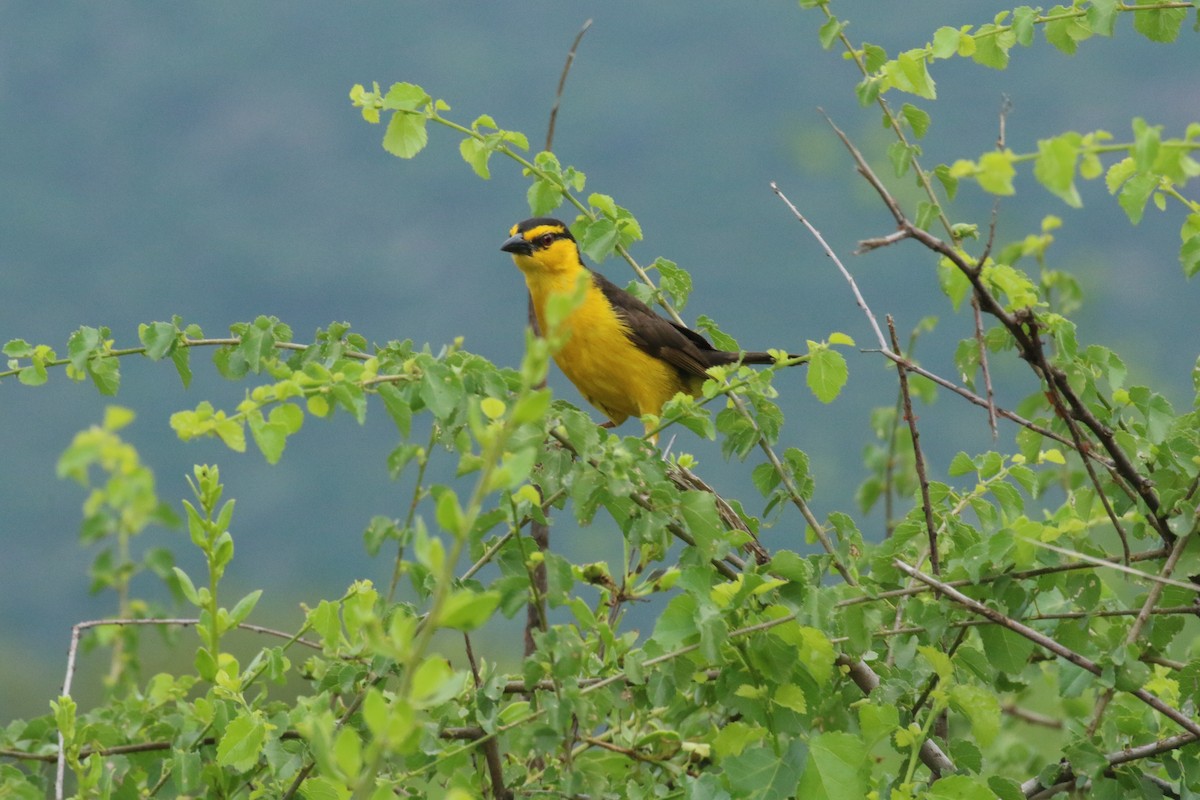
[3,2,1200,799]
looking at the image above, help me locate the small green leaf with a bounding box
[1180,230,1200,278]
[459,137,491,179]
[1132,0,1187,42]
[976,150,1016,195]
[930,27,961,59]
[527,179,563,216]
[173,567,200,606]
[217,712,266,772]
[971,24,1015,69]
[228,589,262,626]
[439,589,500,631]
[887,49,937,99]
[435,488,464,535]
[138,321,178,360]
[383,112,429,159]
[796,732,867,800]
[817,16,845,49]
[1034,133,1083,207]
[381,82,431,111]
[805,346,848,403]
[1117,171,1159,224]
[900,103,931,139]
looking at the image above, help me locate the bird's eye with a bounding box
[538,233,556,248]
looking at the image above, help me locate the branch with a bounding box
[888,317,939,574]
[544,18,593,152]
[895,560,1200,738]
[821,109,1171,544]
[1085,530,1192,737]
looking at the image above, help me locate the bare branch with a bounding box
[771,180,888,351]
[545,18,593,152]
[888,316,939,573]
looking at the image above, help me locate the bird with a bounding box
[500,217,798,430]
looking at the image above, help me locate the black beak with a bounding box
[500,233,534,256]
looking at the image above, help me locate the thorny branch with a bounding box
[819,111,1172,545]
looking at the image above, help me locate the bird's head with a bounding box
[500,218,582,276]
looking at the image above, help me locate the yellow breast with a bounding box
[527,272,690,426]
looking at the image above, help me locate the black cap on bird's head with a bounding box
[500,217,575,257]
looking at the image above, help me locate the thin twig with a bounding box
[771,181,887,351]
[866,348,1110,467]
[836,547,1169,610]
[465,634,511,800]
[970,296,998,439]
[545,19,593,153]
[888,317,939,574]
[1003,705,1063,729]
[1023,539,1198,593]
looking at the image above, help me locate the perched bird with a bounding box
[500,217,797,429]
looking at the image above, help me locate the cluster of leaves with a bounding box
[808,0,1200,275]
[3,2,1200,799]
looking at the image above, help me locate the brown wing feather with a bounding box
[592,272,745,379]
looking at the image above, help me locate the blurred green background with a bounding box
[1,2,1196,719]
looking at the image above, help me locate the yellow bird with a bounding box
[501,217,797,429]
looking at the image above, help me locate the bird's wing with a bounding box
[591,271,728,379]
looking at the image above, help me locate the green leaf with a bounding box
[976,150,1016,195]
[971,24,1015,69]
[381,82,431,111]
[578,218,620,262]
[383,111,429,159]
[333,727,362,778]
[1043,7,1091,54]
[1034,133,1083,207]
[1117,171,1159,224]
[410,657,465,707]
[1131,117,1162,172]
[376,382,413,437]
[926,775,998,800]
[247,413,288,464]
[138,321,178,360]
[887,50,937,99]
[805,346,847,403]
[900,103,930,139]
[171,345,192,388]
[173,567,200,606]
[228,589,262,626]
[439,589,501,630]
[18,361,48,386]
[1012,6,1038,45]
[458,137,490,179]
[795,732,867,800]
[88,355,121,396]
[3,338,33,358]
[1181,229,1200,278]
[930,27,961,59]
[217,712,266,772]
[651,593,699,649]
[527,178,563,216]
[1132,0,1187,42]
[723,739,806,800]
[435,487,464,535]
[977,624,1035,674]
[817,16,845,49]
[1087,0,1119,36]
[67,325,102,372]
